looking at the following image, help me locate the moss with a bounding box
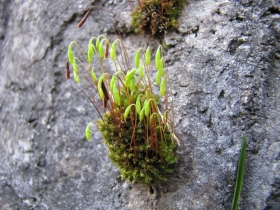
[98,110,178,185]
[67,34,179,185]
[131,0,185,35]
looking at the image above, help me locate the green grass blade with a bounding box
[231,135,247,210]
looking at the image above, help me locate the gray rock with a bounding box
[0,0,279,209]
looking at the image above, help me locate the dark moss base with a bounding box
[97,113,178,185]
[131,0,185,35]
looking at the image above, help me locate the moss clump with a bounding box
[131,0,185,35]
[67,34,179,185]
[98,102,178,185]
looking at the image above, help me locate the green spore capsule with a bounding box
[125,69,137,80]
[145,46,151,65]
[96,37,100,49]
[73,71,80,83]
[87,40,94,63]
[158,57,164,75]
[68,45,74,64]
[98,74,105,100]
[135,49,141,68]
[110,75,117,91]
[125,69,137,87]
[144,100,150,117]
[129,77,135,91]
[139,65,144,79]
[139,107,145,122]
[136,95,142,114]
[155,46,161,71]
[73,59,78,74]
[110,40,117,60]
[99,43,104,59]
[124,104,133,120]
[85,123,91,140]
[113,84,120,106]
[156,71,161,86]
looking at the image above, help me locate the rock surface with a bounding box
[0,0,279,209]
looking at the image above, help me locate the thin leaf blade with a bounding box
[231,135,247,210]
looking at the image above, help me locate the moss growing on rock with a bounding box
[131,0,185,35]
[98,98,178,184]
[67,34,179,185]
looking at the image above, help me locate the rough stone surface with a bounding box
[0,0,279,209]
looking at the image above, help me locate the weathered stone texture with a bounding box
[0,0,279,209]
